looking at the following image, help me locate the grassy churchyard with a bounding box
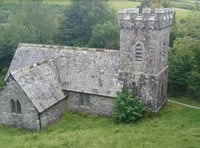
[0,103,200,147]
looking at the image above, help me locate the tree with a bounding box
[168,10,200,99]
[138,0,170,10]
[187,40,200,99]
[0,0,56,68]
[55,0,117,47]
[168,36,200,100]
[89,21,119,49]
[168,37,194,95]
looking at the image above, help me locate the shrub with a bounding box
[113,84,146,123]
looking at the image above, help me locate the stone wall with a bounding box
[40,97,68,129]
[119,17,172,75]
[138,67,168,112]
[118,8,174,112]
[155,67,168,110]
[0,77,39,130]
[66,92,114,116]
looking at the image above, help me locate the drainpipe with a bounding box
[37,112,42,131]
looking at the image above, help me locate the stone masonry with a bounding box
[0,77,39,130]
[118,8,174,111]
[0,8,174,130]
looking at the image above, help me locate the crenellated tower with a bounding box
[118,8,174,112]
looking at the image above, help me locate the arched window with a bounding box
[11,99,16,113]
[16,100,22,114]
[135,43,143,61]
[10,99,22,114]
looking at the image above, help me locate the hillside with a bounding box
[0,0,197,21]
[171,0,197,10]
[0,103,200,147]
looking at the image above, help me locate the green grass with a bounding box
[169,96,200,107]
[36,0,140,11]
[174,8,191,19]
[0,0,192,21]
[0,0,140,10]
[43,0,70,5]
[109,1,140,11]
[0,103,200,147]
[171,0,196,10]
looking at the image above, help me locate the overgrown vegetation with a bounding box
[113,84,146,123]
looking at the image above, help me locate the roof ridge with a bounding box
[11,58,55,75]
[18,43,120,53]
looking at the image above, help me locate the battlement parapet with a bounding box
[118,8,174,30]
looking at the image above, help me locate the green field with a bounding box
[0,0,195,20]
[43,0,70,5]
[171,0,196,9]
[109,1,140,11]
[174,8,190,19]
[169,97,200,107]
[0,103,200,147]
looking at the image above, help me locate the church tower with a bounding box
[118,8,174,112]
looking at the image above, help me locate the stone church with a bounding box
[0,8,174,130]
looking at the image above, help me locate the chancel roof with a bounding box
[5,44,61,80]
[6,43,124,112]
[11,60,66,113]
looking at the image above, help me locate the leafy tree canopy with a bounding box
[138,0,170,9]
[89,21,119,49]
[55,0,118,48]
[168,10,200,99]
[169,37,200,99]
[0,0,56,67]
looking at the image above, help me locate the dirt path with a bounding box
[168,99,200,110]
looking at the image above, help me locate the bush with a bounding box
[113,84,146,124]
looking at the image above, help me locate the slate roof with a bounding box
[56,48,123,97]
[6,43,124,112]
[11,60,66,113]
[5,44,61,80]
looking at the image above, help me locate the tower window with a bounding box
[135,43,143,61]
